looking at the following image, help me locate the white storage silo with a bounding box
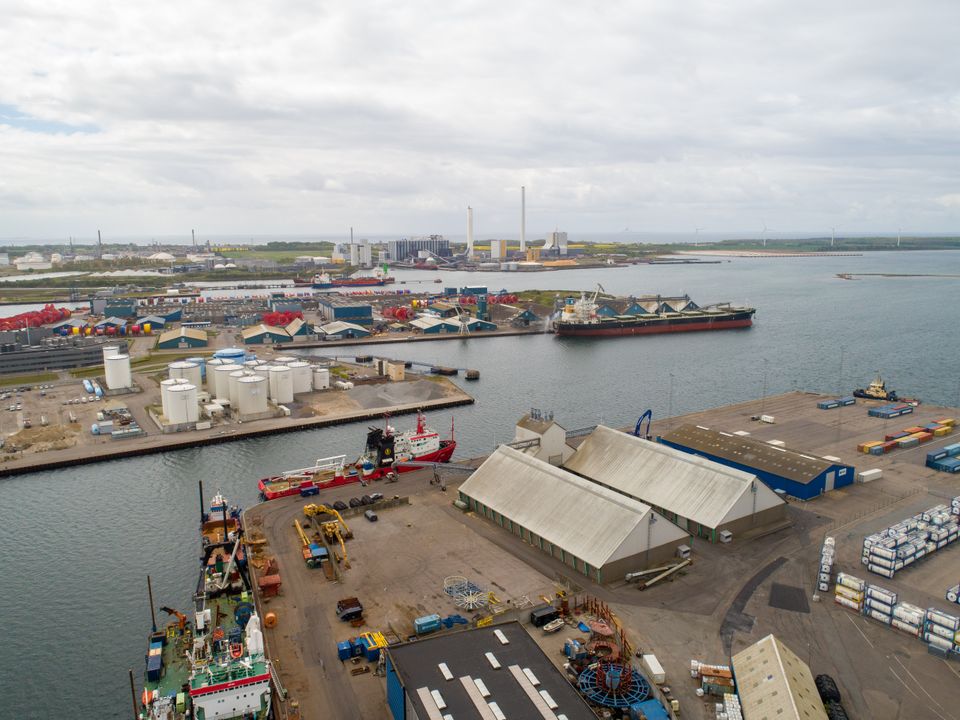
[166,383,200,424]
[212,363,243,402]
[104,354,133,389]
[102,345,121,363]
[168,361,202,388]
[312,367,330,390]
[268,365,294,404]
[273,356,296,365]
[205,358,226,391]
[243,359,262,370]
[289,362,312,394]
[228,370,248,408]
[160,377,187,418]
[237,375,268,416]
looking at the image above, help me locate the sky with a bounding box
[2,0,959,240]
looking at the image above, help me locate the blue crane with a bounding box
[633,409,652,439]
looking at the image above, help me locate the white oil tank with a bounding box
[168,361,202,388]
[166,382,199,424]
[104,354,132,389]
[268,365,294,404]
[102,345,121,363]
[289,361,312,394]
[204,358,226,391]
[312,367,330,390]
[228,369,248,408]
[243,359,262,370]
[213,363,243,402]
[160,377,189,416]
[237,375,268,416]
[273,356,296,365]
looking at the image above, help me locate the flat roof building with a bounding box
[732,634,827,720]
[385,621,596,720]
[458,445,690,582]
[564,425,786,542]
[660,424,855,500]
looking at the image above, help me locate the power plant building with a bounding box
[388,236,450,262]
[660,424,855,500]
[458,445,690,582]
[564,426,786,542]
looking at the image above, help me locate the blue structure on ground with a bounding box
[660,424,855,500]
[631,699,670,720]
[578,662,650,708]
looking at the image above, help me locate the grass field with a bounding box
[0,372,59,387]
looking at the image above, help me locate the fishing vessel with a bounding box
[553,289,755,337]
[853,373,920,405]
[139,489,272,720]
[258,412,456,500]
[310,269,395,289]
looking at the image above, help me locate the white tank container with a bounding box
[160,377,189,417]
[237,375,268,416]
[212,363,243,402]
[268,365,294,404]
[228,370,248,408]
[168,361,202,388]
[243,359,262,369]
[204,358,226,391]
[166,383,199,424]
[104,354,132,389]
[313,367,330,390]
[273,356,296,365]
[289,361,312,394]
[102,345,121,363]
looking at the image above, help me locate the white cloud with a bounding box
[1,0,959,237]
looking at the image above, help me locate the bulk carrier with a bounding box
[553,290,755,338]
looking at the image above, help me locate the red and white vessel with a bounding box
[257,412,456,500]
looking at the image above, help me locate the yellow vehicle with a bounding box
[303,504,351,569]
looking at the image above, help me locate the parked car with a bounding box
[363,510,378,522]
[348,497,362,508]
[332,500,348,512]
[369,492,383,502]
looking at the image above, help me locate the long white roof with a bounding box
[733,635,827,720]
[564,426,784,529]
[459,445,688,568]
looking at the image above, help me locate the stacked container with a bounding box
[927,443,960,473]
[722,694,742,720]
[946,585,960,605]
[818,537,835,592]
[862,504,959,578]
[863,584,897,625]
[892,602,924,637]
[868,403,914,419]
[834,573,865,612]
[923,608,960,653]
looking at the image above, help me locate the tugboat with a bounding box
[853,372,920,405]
[257,412,456,500]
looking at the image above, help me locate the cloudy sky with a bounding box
[2,0,959,240]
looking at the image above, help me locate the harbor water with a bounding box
[1,251,959,718]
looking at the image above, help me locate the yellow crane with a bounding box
[303,504,351,569]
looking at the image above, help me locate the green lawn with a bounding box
[0,372,59,386]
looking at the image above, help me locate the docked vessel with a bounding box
[553,290,755,337]
[310,270,395,289]
[257,412,456,500]
[854,373,920,405]
[139,490,272,720]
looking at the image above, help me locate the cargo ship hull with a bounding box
[555,311,755,337]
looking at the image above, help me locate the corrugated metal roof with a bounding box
[158,327,208,344]
[564,426,773,529]
[459,446,684,568]
[732,635,827,720]
[241,324,290,340]
[662,424,835,484]
[516,414,561,435]
[320,320,368,335]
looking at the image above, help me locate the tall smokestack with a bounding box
[466,206,474,258]
[520,186,526,253]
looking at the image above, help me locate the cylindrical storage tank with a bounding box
[268,365,294,404]
[237,375,268,416]
[102,345,120,363]
[313,367,330,390]
[273,356,297,365]
[213,363,243,402]
[205,358,226,391]
[243,359,262,370]
[228,370,248,408]
[166,383,199,424]
[289,361,312,394]
[160,378,188,418]
[214,347,246,363]
[168,361,202,388]
[186,357,206,380]
[104,354,132,389]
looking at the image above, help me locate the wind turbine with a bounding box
[761,222,770,248]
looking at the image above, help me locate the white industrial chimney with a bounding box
[466,206,474,258]
[520,186,526,253]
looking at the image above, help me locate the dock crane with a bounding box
[591,283,606,303]
[633,409,652,439]
[160,606,188,632]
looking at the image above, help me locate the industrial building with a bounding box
[732,634,827,720]
[660,424,855,500]
[319,321,370,339]
[385,621,596,720]
[388,236,450,262]
[241,324,293,344]
[512,411,577,465]
[156,327,209,350]
[458,446,691,581]
[137,315,168,329]
[409,316,459,334]
[564,426,786,542]
[317,296,374,326]
[284,317,309,337]
[0,338,129,375]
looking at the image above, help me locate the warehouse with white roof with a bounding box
[457,445,691,583]
[564,426,786,542]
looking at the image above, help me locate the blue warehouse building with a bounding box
[660,424,855,500]
[317,296,374,326]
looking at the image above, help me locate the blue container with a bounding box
[869,446,884,456]
[944,443,960,457]
[337,641,352,661]
[414,614,442,635]
[929,449,950,462]
[840,397,856,406]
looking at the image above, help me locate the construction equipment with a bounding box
[336,597,364,622]
[633,409,652,439]
[160,606,188,632]
[304,503,353,538]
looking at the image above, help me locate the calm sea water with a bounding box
[1,251,959,718]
